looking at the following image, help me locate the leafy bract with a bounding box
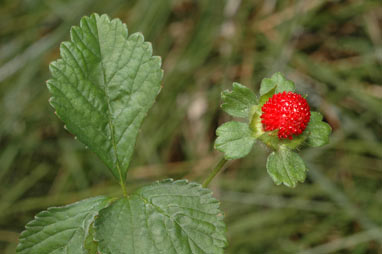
[47,14,163,182]
[16,196,112,254]
[215,121,256,160]
[266,147,307,187]
[259,72,295,96]
[94,179,227,254]
[306,112,332,147]
[248,105,264,138]
[221,82,257,118]
[259,72,295,105]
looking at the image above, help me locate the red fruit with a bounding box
[261,91,311,140]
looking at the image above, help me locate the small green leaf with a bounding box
[259,78,276,96]
[259,72,295,106]
[260,72,295,96]
[94,179,227,254]
[266,147,307,188]
[16,196,112,254]
[215,121,256,160]
[47,14,163,182]
[306,112,332,147]
[221,82,257,118]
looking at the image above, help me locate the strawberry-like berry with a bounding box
[261,91,311,140]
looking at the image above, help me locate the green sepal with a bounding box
[258,130,310,151]
[266,147,308,188]
[221,82,257,118]
[260,72,295,96]
[259,72,295,106]
[215,121,256,160]
[248,105,264,138]
[306,112,332,147]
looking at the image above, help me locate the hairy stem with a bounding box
[202,158,228,188]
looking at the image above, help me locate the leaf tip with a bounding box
[130,32,145,43]
[152,55,162,68]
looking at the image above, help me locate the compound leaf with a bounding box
[215,121,256,160]
[221,82,257,118]
[16,196,112,254]
[266,147,307,188]
[94,179,227,254]
[47,14,163,182]
[306,112,332,147]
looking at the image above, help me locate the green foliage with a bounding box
[16,196,112,254]
[266,147,307,188]
[221,82,257,118]
[47,14,163,182]
[306,112,332,147]
[215,121,256,160]
[17,14,227,254]
[259,72,295,96]
[2,1,380,253]
[216,74,331,188]
[94,179,227,254]
[259,72,295,105]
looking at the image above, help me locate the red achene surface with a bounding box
[261,91,311,140]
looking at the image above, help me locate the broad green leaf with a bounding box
[221,82,257,118]
[306,112,332,147]
[215,121,256,160]
[94,179,227,254]
[16,196,112,254]
[259,72,295,106]
[47,14,163,182]
[266,147,307,188]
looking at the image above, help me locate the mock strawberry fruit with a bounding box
[260,91,311,140]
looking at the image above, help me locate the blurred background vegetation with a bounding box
[0,0,381,253]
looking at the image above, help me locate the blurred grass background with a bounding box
[0,0,381,253]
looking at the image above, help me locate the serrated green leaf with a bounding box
[94,179,227,254]
[47,14,163,182]
[221,82,257,118]
[215,121,256,160]
[306,112,332,147]
[266,147,307,188]
[16,196,112,254]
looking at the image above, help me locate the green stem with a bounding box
[202,158,228,188]
[120,178,127,197]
